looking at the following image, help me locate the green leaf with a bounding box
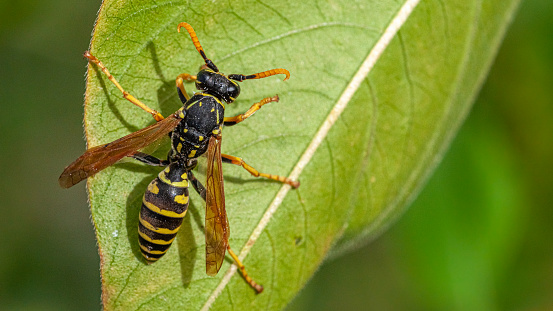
[83,0,519,309]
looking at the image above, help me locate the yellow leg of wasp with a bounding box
[227,246,264,293]
[223,95,280,126]
[84,51,165,122]
[175,73,197,101]
[221,154,300,188]
[177,22,219,72]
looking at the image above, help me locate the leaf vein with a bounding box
[265,230,277,310]
[112,263,141,308]
[215,22,379,63]
[255,0,292,26]
[396,32,416,174]
[296,189,308,290]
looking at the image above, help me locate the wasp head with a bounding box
[196,69,240,103]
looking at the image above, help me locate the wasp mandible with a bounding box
[59,22,299,293]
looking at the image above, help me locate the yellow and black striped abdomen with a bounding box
[138,162,189,262]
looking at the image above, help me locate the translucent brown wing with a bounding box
[58,113,182,188]
[205,135,229,276]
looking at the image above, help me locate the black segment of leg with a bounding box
[187,170,206,201]
[132,152,169,166]
[177,87,188,104]
[223,120,238,127]
[221,156,234,164]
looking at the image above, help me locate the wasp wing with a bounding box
[205,135,229,276]
[58,113,181,188]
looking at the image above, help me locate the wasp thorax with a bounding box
[196,69,241,103]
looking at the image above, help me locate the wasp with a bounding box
[59,22,299,293]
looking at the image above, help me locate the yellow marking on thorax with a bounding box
[176,107,186,119]
[198,93,224,107]
[199,136,204,141]
[143,199,187,218]
[188,150,197,158]
[177,143,183,153]
[139,217,181,235]
[138,230,176,245]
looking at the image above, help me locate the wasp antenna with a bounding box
[228,68,290,82]
[178,22,218,72]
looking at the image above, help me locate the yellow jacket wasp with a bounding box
[59,22,299,293]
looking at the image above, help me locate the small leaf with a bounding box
[82,0,520,310]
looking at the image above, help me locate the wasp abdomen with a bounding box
[138,162,189,262]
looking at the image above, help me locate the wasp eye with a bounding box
[196,70,210,85]
[226,83,240,102]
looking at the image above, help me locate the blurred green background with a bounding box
[1,0,551,310]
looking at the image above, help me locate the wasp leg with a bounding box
[228,68,290,82]
[84,51,164,122]
[176,73,197,102]
[186,170,206,201]
[178,22,218,72]
[187,172,263,293]
[221,154,299,188]
[132,152,170,166]
[227,247,264,293]
[223,95,279,126]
